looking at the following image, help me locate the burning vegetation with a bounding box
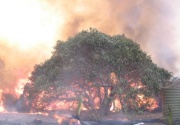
[18,29,171,119]
[0,1,178,124]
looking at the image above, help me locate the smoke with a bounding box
[0,0,180,111]
[0,0,57,98]
[44,0,180,75]
[0,42,52,111]
[0,43,49,93]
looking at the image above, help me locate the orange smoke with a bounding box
[43,0,180,74]
[0,0,180,111]
[0,0,60,110]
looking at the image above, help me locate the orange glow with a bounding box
[0,89,7,112]
[46,101,68,111]
[145,98,159,111]
[0,0,174,113]
[45,99,79,111]
[130,82,145,89]
[0,0,65,111]
[110,98,122,112]
[130,82,158,111]
[0,0,64,50]
[110,72,118,85]
[15,78,30,97]
[54,114,64,124]
[29,112,49,116]
[136,94,158,111]
[0,105,6,112]
[54,114,80,125]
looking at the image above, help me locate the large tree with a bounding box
[23,29,171,118]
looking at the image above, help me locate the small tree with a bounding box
[23,29,171,117]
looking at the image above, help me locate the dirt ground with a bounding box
[101,111,165,125]
[0,111,165,125]
[0,112,56,125]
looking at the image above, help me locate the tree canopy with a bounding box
[23,29,172,117]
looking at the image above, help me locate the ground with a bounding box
[102,111,164,125]
[0,111,165,125]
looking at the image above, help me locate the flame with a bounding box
[0,0,178,113]
[0,0,64,111]
[15,78,30,96]
[110,98,122,112]
[110,72,118,85]
[130,82,145,89]
[54,114,80,125]
[130,82,158,111]
[0,89,7,112]
[0,105,6,112]
[145,98,158,111]
[46,101,74,111]
[29,112,49,116]
[54,114,64,124]
[136,94,158,111]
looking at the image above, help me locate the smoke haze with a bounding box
[0,0,180,99]
[44,0,180,74]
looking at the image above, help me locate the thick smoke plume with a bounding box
[0,0,180,111]
[45,0,180,74]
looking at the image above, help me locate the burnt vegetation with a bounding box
[22,29,171,119]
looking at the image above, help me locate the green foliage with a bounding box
[23,28,172,114]
[167,105,173,125]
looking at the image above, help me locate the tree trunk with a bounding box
[99,86,115,116]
